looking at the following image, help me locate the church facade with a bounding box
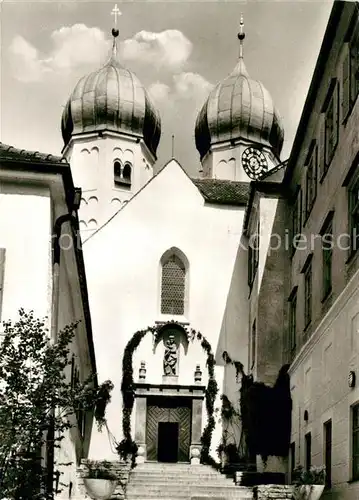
[60,18,285,466]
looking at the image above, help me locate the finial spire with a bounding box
[111,4,121,57]
[238,14,245,59]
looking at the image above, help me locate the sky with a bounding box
[0,0,335,176]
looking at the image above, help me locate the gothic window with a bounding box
[161,253,186,315]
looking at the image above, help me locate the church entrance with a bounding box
[157,422,179,462]
[146,396,191,462]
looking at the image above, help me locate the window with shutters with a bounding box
[324,80,339,170]
[291,189,302,256]
[305,143,318,220]
[302,255,313,331]
[321,212,334,301]
[352,404,359,480]
[288,287,297,357]
[343,10,359,121]
[160,251,187,315]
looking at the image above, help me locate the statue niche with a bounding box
[163,334,179,376]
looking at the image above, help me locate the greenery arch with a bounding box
[117,322,219,467]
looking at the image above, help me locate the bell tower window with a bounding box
[114,160,132,189]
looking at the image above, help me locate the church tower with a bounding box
[195,17,284,182]
[61,9,161,235]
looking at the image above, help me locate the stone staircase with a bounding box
[125,462,253,500]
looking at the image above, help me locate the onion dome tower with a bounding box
[195,16,284,182]
[61,6,161,235]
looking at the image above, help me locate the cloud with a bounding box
[9,24,108,82]
[121,30,192,70]
[50,24,108,70]
[148,82,171,105]
[148,72,213,107]
[173,72,214,101]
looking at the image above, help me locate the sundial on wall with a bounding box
[242,147,268,180]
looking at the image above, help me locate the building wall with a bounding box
[83,159,247,460]
[282,3,359,497]
[0,173,96,498]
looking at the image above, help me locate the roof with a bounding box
[192,178,250,206]
[0,142,67,164]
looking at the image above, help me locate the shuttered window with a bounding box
[324,81,339,168]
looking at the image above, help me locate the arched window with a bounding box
[161,254,186,315]
[114,160,122,185]
[114,160,132,188]
[122,163,132,184]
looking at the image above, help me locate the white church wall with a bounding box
[258,196,279,291]
[67,134,155,242]
[83,160,245,460]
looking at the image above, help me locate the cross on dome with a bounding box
[238,14,245,59]
[111,4,121,28]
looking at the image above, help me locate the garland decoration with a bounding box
[118,323,218,467]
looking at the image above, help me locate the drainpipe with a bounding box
[47,187,82,494]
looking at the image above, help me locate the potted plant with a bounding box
[292,465,326,500]
[83,460,117,500]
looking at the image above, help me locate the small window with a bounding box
[123,163,132,184]
[161,254,186,315]
[114,160,132,189]
[305,432,311,471]
[305,144,318,220]
[303,258,313,330]
[321,214,333,301]
[324,420,332,488]
[353,404,359,480]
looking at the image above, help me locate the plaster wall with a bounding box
[83,160,246,460]
[65,133,154,237]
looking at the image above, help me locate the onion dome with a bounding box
[195,19,284,160]
[61,29,161,157]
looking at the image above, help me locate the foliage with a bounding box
[0,309,113,499]
[84,460,117,480]
[222,352,292,463]
[118,323,219,467]
[292,465,326,485]
[216,395,243,464]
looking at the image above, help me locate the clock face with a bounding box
[242,147,268,180]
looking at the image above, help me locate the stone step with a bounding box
[129,478,232,485]
[126,486,252,497]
